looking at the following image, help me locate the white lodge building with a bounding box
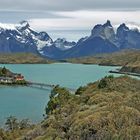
[0,77,13,83]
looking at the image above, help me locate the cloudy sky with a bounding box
[0,0,140,11]
[0,0,140,40]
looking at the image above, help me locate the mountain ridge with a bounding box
[58,20,140,59]
[0,20,140,59]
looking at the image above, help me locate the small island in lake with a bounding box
[0,67,27,85]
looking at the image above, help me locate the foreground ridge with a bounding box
[1,75,139,140]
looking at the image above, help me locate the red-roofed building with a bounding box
[14,74,24,81]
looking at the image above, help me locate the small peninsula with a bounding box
[0,67,27,85]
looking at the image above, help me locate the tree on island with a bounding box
[1,66,7,76]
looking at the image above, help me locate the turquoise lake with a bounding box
[0,63,120,126]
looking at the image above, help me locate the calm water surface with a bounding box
[0,63,120,126]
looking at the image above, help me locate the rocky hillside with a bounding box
[67,49,140,65]
[68,49,140,74]
[120,55,140,73]
[2,76,139,140]
[103,50,140,74]
[40,76,140,140]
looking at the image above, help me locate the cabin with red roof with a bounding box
[14,74,24,81]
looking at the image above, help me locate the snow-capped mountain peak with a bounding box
[20,20,29,27]
[0,23,17,30]
[0,21,30,31]
[0,21,54,55]
[16,20,30,31]
[54,38,76,50]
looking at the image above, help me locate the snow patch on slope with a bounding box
[126,24,140,31]
[0,23,17,30]
[114,23,140,33]
[36,39,52,50]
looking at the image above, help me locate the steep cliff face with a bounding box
[60,20,140,59]
[91,20,116,42]
[117,23,140,49]
[59,20,119,59]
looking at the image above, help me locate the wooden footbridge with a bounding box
[27,81,56,89]
[27,81,76,93]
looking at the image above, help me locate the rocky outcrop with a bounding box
[91,20,116,42]
[120,66,140,74]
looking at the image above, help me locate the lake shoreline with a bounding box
[0,63,121,125]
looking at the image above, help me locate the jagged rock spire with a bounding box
[103,20,112,27]
[18,20,30,30]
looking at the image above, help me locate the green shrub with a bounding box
[75,86,86,95]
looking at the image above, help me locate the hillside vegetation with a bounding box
[120,54,140,74]
[68,49,140,74]
[2,76,138,140]
[67,49,140,65]
[0,53,52,64]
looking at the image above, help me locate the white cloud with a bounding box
[29,10,140,31]
[29,18,94,30]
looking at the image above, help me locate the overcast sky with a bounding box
[0,0,140,11]
[0,0,140,32]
